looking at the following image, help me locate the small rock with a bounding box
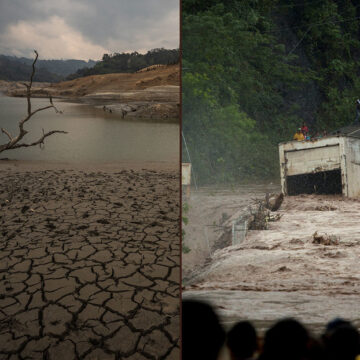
[97,219,109,224]
[45,223,56,230]
[21,205,30,214]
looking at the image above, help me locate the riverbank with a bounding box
[183,189,360,335]
[0,160,180,358]
[182,184,280,280]
[0,64,180,120]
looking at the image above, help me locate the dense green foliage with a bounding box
[67,48,179,80]
[0,55,96,82]
[182,0,360,184]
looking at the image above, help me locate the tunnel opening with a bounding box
[286,169,342,195]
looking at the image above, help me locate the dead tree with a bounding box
[0,50,67,154]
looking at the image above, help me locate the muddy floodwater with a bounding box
[0,95,179,163]
[183,186,360,335]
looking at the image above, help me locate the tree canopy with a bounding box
[67,48,179,80]
[182,0,360,184]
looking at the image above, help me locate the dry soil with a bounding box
[1,65,180,119]
[0,160,180,359]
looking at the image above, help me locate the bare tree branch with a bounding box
[23,50,37,117]
[0,50,67,155]
[29,50,38,89]
[7,130,68,150]
[29,105,55,117]
[1,128,13,141]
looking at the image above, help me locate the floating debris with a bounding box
[312,231,339,245]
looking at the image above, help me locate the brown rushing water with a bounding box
[183,186,360,335]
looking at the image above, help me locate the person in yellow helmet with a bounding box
[293,128,305,141]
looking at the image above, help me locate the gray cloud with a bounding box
[0,0,179,59]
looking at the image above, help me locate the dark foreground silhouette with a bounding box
[182,299,360,360]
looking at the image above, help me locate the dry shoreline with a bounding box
[0,160,180,358]
[0,159,179,172]
[0,65,180,120]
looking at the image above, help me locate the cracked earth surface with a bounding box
[0,165,180,359]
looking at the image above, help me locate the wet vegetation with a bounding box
[182,0,360,184]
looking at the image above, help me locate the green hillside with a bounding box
[182,0,360,184]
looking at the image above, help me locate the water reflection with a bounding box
[0,96,179,163]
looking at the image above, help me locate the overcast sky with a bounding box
[0,0,179,60]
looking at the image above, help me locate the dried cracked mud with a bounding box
[0,165,180,359]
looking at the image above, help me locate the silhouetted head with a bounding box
[227,321,258,360]
[182,299,225,360]
[325,317,350,332]
[260,318,309,360]
[323,318,360,360]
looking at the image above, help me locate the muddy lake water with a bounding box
[0,95,179,163]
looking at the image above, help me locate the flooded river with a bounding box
[0,96,179,163]
[183,186,360,335]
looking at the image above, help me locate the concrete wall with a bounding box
[285,145,340,176]
[279,136,360,197]
[344,137,360,197]
[279,137,343,195]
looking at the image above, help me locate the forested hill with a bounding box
[0,48,179,82]
[0,56,60,82]
[182,0,360,184]
[0,55,96,82]
[66,48,180,80]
